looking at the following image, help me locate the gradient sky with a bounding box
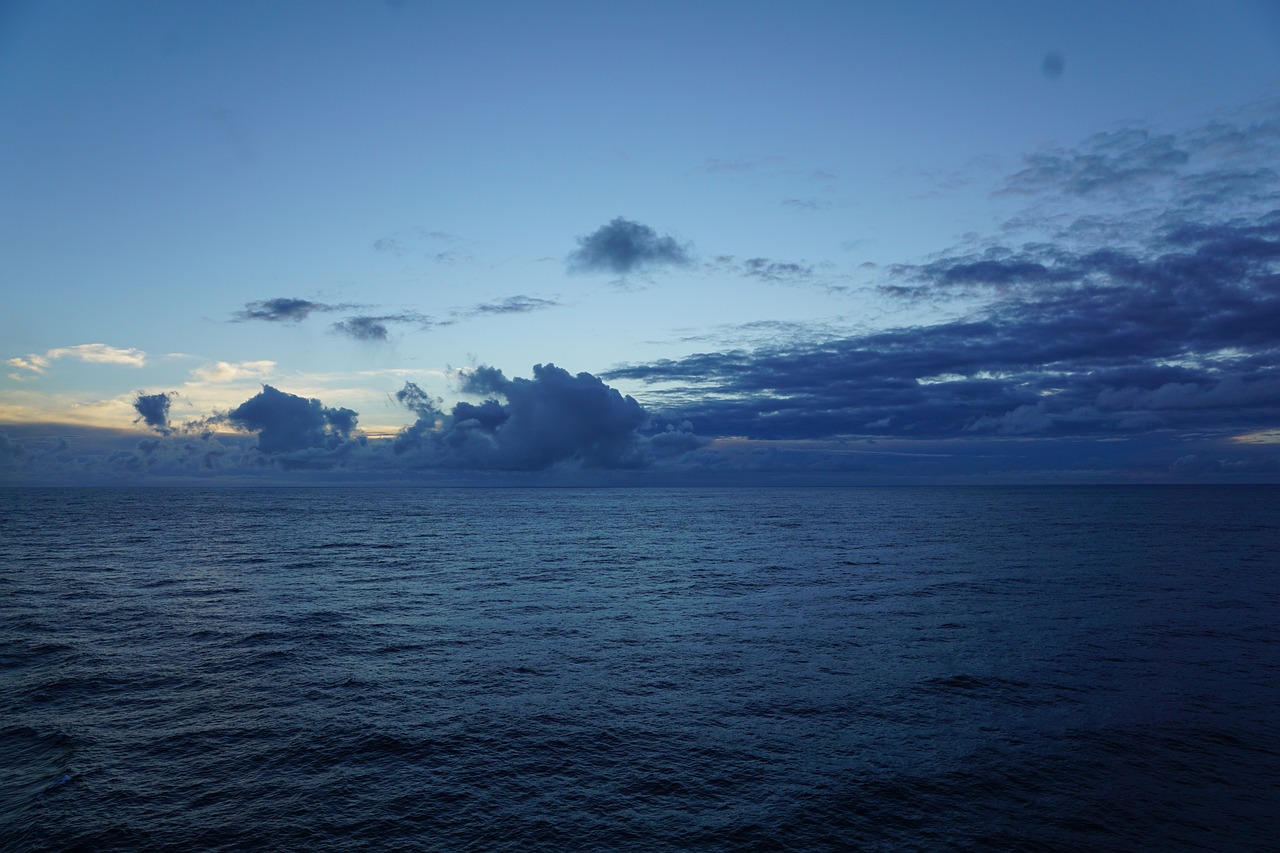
[3,0,1280,483]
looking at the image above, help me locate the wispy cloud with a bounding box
[371,228,471,264]
[232,298,351,323]
[7,343,147,378]
[459,295,560,317]
[330,312,433,342]
[190,360,276,383]
[710,255,819,285]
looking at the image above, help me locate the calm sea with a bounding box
[1,486,1277,851]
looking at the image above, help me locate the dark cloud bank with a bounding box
[598,104,1280,480]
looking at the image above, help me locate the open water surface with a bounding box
[1,485,1278,850]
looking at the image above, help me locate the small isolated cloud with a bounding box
[225,385,359,456]
[568,217,692,275]
[232,298,344,323]
[7,343,146,376]
[132,391,176,434]
[190,360,276,383]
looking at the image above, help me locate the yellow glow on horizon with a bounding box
[1231,429,1280,444]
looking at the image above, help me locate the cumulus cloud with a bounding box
[393,364,649,470]
[568,217,692,275]
[225,385,359,458]
[132,391,176,434]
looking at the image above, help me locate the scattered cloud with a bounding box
[606,105,1280,453]
[460,296,560,317]
[330,312,433,341]
[132,391,176,434]
[372,228,470,264]
[568,217,692,275]
[7,344,146,377]
[781,198,831,212]
[232,298,349,323]
[190,360,276,383]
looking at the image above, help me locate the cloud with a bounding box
[462,295,560,316]
[1002,128,1190,199]
[132,391,176,434]
[332,316,392,341]
[7,355,50,376]
[781,198,831,212]
[327,300,551,341]
[371,228,470,264]
[0,429,27,468]
[232,298,345,323]
[7,344,146,376]
[607,200,1280,443]
[1000,103,1280,222]
[330,312,432,341]
[225,385,359,458]
[568,217,692,275]
[392,363,649,469]
[726,255,818,284]
[189,360,276,383]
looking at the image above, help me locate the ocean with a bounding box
[1,485,1277,850]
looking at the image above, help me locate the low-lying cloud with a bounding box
[225,385,359,456]
[394,363,650,470]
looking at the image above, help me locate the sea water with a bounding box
[1,486,1277,850]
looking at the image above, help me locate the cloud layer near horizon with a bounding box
[4,104,1280,483]
[604,108,1280,457]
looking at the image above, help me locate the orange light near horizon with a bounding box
[1231,429,1280,444]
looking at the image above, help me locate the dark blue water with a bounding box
[2,486,1278,850]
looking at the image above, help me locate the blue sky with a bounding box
[3,0,1280,483]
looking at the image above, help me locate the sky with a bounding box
[3,0,1280,484]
